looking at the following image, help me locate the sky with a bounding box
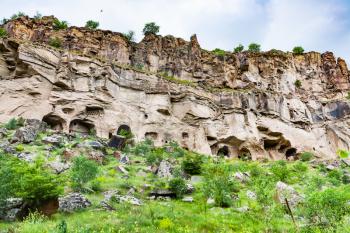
[2,0,350,63]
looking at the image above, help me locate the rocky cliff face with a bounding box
[1,16,350,160]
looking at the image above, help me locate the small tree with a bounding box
[85,20,99,30]
[10,12,26,20]
[123,30,135,42]
[33,11,42,20]
[292,46,304,55]
[294,79,302,88]
[53,19,68,30]
[169,177,187,198]
[0,28,7,38]
[248,43,261,52]
[143,22,160,35]
[70,156,98,192]
[212,48,226,57]
[233,44,244,53]
[49,37,62,48]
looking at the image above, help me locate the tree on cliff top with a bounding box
[85,20,99,30]
[143,22,160,35]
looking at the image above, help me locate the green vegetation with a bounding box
[294,79,302,88]
[10,12,26,20]
[4,117,24,130]
[85,20,99,29]
[48,37,62,48]
[0,28,7,38]
[292,46,304,55]
[33,12,42,20]
[70,156,99,192]
[248,43,261,52]
[212,48,226,57]
[0,156,63,205]
[53,19,68,30]
[1,122,350,232]
[300,151,314,161]
[143,22,160,35]
[123,30,135,42]
[233,44,244,53]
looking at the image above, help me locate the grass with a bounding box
[1,124,350,232]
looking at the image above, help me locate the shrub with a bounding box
[327,169,343,186]
[85,20,99,29]
[143,22,160,35]
[203,162,239,207]
[0,156,63,204]
[145,147,164,165]
[0,28,7,38]
[70,156,99,192]
[53,19,68,30]
[300,152,314,161]
[294,79,301,88]
[123,30,135,42]
[10,12,26,20]
[292,46,304,55]
[168,177,187,198]
[118,128,133,139]
[15,144,24,152]
[56,220,68,233]
[4,117,23,130]
[33,12,42,20]
[248,43,261,52]
[212,48,225,57]
[270,160,290,182]
[131,139,154,156]
[49,37,62,48]
[304,187,350,229]
[337,149,350,159]
[233,44,244,53]
[181,152,203,175]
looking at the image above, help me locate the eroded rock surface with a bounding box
[1,16,350,160]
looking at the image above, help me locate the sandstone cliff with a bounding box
[1,16,350,160]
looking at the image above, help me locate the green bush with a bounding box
[304,187,350,229]
[49,37,62,48]
[85,20,99,29]
[168,177,187,198]
[294,79,302,88]
[123,30,135,42]
[5,117,24,130]
[0,156,63,204]
[0,28,7,38]
[181,152,203,175]
[53,19,68,30]
[233,44,244,53]
[15,144,24,152]
[143,22,160,35]
[131,139,154,156]
[10,12,26,20]
[212,48,225,57]
[118,129,133,139]
[145,147,164,165]
[292,46,304,55]
[70,156,99,192]
[300,152,314,161]
[33,12,42,20]
[270,160,290,182]
[248,43,261,52]
[327,169,343,186]
[203,162,239,207]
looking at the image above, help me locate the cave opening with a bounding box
[69,119,95,135]
[42,114,66,131]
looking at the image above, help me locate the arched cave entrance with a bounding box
[69,119,95,135]
[217,146,230,157]
[42,114,66,131]
[286,148,297,160]
[116,124,132,138]
[238,148,252,161]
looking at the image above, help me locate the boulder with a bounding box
[0,128,8,138]
[48,159,70,174]
[275,181,303,208]
[0,198,27,221]
[86,141,104,149]
[108,135,126,149]
[58,193,91,213]
[234,172,250,183]
[42,135,62,145]
[182,196,194,202]
[102,190,141,206]
[149,189,176,199]
[116,165,129,175]
[157,160,173,178]
[12,119,47,144]
[17,152,37,162]
[246,190,257,200]
[119,154,130,164]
